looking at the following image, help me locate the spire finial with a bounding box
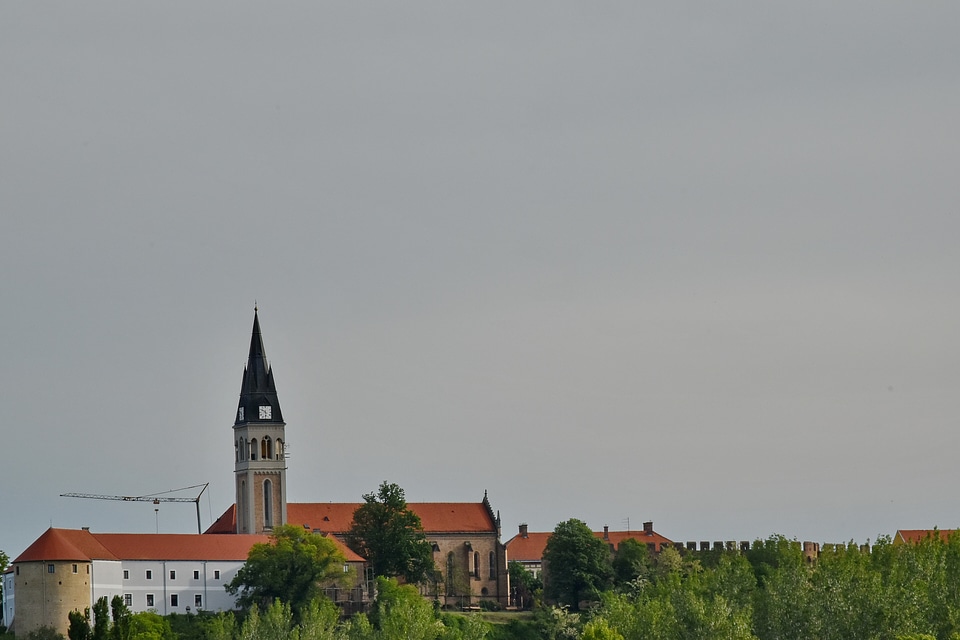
[254,300,258,313]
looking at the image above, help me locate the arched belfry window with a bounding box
[263,479,273,527]
[276,440,284,460]
[235,440,239,462]
[250,439,258,460]
[240,480,248,532]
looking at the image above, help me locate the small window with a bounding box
[193,570,199,580]
[195,594,202,608]
[146,570,153,580]
[171,594,179,607]
[170,570,176,580]
[86,565,90,574]
[15,566,19,575]
[47,564,55,574]
[214,570,221,580]
[123,594,132,607]
[72,564,78,574]
[123,570,129,579]
[146,594,155,607]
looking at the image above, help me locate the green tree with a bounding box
[68,609,92,640]
[91,597,110,640]
[23,627,66,640]
[297,599,340,640]
[345,481,435,584]
[226,524,348,616]
[370,577,439,640]
[508,561,542,610]
[237,600,297,640]
[542,519,613,610]
[127,611,174,640]
[109,595,131,640]
[200,612,236,640]
[611,538,652,589]
[581,618,624,640]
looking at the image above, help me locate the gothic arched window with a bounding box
[263,479,273,527]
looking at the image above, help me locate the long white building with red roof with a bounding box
[3,527,364,635]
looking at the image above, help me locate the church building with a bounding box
[211,309,510,607]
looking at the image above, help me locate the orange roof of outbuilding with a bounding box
[505,527,673,563]
[894,529,958,544]
[503,532,552,562]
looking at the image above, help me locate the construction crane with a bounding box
[61,483,209,534]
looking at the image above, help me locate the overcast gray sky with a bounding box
[2,2,959,559]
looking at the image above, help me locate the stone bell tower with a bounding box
[233,308,287,534]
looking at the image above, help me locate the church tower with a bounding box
[233,308,287,534]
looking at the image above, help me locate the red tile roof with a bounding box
[600,530,672,551]
[503,532,552,562]
[894,529,958,544]
[93,533,272,561]
[15,528,364,563]
[208,502,499,536]
[205,504,237,534]
[505,528,673,563]
[15,528,117,563]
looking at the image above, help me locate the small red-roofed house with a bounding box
[893,529,958,545]
[504,521,673,605]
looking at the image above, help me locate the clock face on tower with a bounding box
[238,407,244,421]
[259,405,272,420]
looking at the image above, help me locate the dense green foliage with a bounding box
[542,519,613,610]
[226,524,348,617]
[345,482,435,585]
[216,578,489,640]
[34,529,960,640]
[508,562,542,611]
[582,532,960,640]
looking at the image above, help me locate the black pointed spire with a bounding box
[235,308,284,425]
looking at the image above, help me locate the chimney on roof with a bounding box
[603,525,609,540]
[519,523,528,538]
[643,521,653,535]
[82,527,90,531]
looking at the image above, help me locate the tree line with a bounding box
[537,518,960,640]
